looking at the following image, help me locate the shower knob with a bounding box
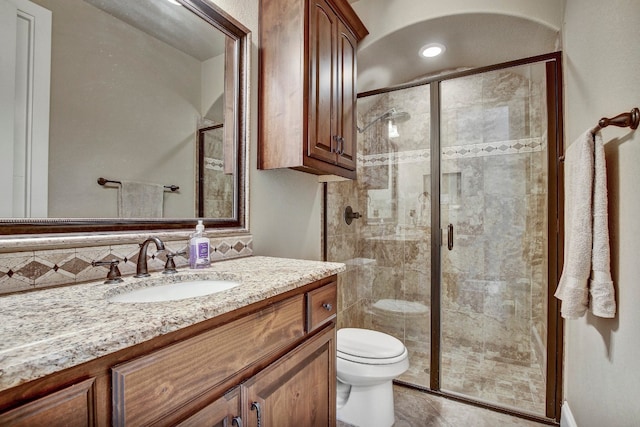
[344,206,361,225]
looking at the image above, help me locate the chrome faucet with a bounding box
[134,237,165,278]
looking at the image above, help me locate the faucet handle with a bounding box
[163,251,186,274]
[92,260,124,284]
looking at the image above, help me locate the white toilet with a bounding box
[336,328,409,427]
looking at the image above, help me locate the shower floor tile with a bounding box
[337,384,550,426]
[397,345,546,415]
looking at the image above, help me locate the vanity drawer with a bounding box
[306,281,337,332]
[111,295,304,426]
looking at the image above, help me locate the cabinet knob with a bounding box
[322,303,333,311]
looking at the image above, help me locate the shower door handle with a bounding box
[447,224,454,250]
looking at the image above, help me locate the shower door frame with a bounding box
[352,52,565,423]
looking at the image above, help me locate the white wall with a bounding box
[209,0,323,260]
[562,1,640,425]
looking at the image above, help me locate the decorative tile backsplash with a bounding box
[0,235,253,295]
[357,137,544,168]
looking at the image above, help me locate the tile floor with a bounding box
[399,344,546,414]
[337,384,553,427]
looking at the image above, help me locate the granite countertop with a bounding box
[0,256,345,392]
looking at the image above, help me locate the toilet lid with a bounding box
[337,328,406,361]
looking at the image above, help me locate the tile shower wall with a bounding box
[329,66,548,413]
[202,126,236,219]
[0,235,253,295]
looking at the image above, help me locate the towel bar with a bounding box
[559,107,639,162]
[590,107,639,135]
[97,177,179,192]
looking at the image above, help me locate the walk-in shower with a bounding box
[326,53,563,421]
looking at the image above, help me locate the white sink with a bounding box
[108,280,240,303]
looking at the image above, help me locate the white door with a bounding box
[0,0,50,218]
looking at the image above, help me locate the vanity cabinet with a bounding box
[0,276,338,426]
[0,378,97,427]
[258,0,367,179]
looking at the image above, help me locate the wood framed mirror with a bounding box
[0,0,249,235]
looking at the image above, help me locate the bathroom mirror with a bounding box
[0,0,248,234]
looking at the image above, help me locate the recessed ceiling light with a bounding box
[419,43,445,58]
[166,0,182,5]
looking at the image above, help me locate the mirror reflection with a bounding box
[198,124,234,218]
[2,0,239,221]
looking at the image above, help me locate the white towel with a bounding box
[118,181,164,218]
[589,133,615,317]
[555,131,616,319]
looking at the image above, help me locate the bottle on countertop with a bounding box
[189,220,210,269]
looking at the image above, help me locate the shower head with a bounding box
[388,110,411,123]
[357,108,411,133]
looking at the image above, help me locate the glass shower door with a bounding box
[438,63,549,415]
[327,84,433,389]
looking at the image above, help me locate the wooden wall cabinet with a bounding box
[258,0,368,179]
[0,278,338,427]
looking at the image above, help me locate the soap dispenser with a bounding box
[189,220,210,269]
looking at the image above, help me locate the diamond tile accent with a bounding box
[0,234,253,295]
[217,242,231,255]
[16,260,50,281]
[204,156,224,171]
[59,257,92,275]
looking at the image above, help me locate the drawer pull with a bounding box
[232,416,243,427]
[251,402,262,427]
[322,303,333,311]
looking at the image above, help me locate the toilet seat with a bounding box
[337,328,407,365]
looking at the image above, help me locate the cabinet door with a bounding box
[335,20,357,171]
[175,387,243,427]
[308,0,338,165]
[243,325,336,427]
[0,378,96,427]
